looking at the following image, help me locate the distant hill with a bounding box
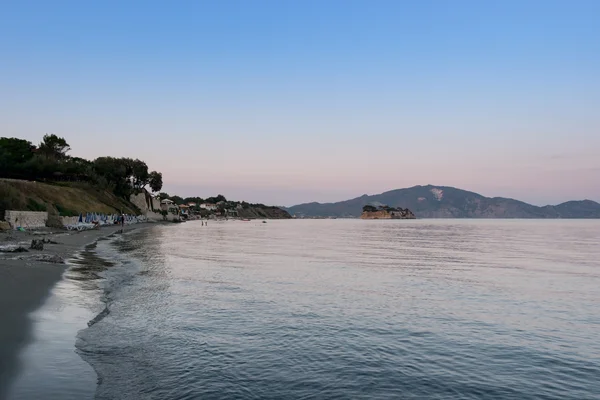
[286,185,600,218]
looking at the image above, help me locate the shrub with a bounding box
[55,204,79,217]
[27,198,47,212]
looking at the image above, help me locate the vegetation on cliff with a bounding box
[1,135,289,219]
[0,179,140,221]
[0,134,163,219]
[0,135,163,200]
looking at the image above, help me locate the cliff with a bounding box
[237,205,291,219]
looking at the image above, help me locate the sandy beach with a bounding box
[0,223,152,398]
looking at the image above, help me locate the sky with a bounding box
[1,0,599,206]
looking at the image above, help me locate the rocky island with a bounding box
[360,205,416,219]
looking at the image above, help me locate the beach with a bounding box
[0,223,151,399]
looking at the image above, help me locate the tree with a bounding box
[206,194,227,204]
[93,157,130,198]
[0,138,35,164]
[1,134,164,200]
[130,159,149,191]
[183,196,204,204]
[38,134,70,159]
[148,171,163,192]
[58,157,94,181]
[170,195,184,205]
[362,205,377,212]
[0,138,36,178]
[158,192,170,200]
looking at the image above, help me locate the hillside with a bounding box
[0,179,140,219]
[286,185,600,218]
[237,205,291,219]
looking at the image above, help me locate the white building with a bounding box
[160,199,179,213]
[200,203,218,211]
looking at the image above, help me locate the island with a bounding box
[360,205,416,219]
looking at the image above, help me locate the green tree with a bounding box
[183,196,204,204]
[148,171,163,192]
[206,194,227,204]
[38,134,70,159]
[61,157,94,181]
[93,157,130,198]
[130,159,149,191]
[0,137,36,178]
[0,137,35,164]
[170,195,184,205]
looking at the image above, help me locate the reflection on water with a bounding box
[65,241,114,285]
[10,220,600,399]
[7,243,108,399]
[7,231,143,400]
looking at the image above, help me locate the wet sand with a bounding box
[0,224,151,398]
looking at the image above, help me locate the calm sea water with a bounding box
[8,220,600,399]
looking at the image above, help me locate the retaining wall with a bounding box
[4,210,48,229]
[60,216,80,226]
[130,192,163,221]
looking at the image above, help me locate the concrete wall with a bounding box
[60,216,80,226]
[5,210,48,229]
[146,211,165,221]
[130,192,163,221]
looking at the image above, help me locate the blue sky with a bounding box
[1,0,599,205]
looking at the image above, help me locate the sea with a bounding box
[7,220,600,399]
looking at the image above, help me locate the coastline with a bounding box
[0,223,154,399]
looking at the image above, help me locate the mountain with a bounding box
[285,185,600,219]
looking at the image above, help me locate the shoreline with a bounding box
[0,223,154,399]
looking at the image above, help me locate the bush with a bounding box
[55,204,79,217]
[27,198,47,211]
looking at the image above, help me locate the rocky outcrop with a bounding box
[360,205,416,219]
[237,205,291,219]
[30,239,44,250]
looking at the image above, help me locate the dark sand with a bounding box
[0,224,151,398]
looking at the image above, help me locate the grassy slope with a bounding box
[0,179,139,216]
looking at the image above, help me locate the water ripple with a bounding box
[74,220,600,399]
